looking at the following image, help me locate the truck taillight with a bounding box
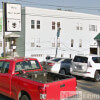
[47,63,55,66]
[38,86,47,93]
[38,86,47,99]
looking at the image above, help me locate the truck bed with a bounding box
[17,71,73,83]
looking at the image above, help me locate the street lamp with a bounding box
[55,27,61,58]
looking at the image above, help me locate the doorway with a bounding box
[90,48,97,54]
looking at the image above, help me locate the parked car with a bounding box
[70,54,100,82]
[42,58,72,75]
[0,57,77,100]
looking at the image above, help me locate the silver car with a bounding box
[42,58,72,75]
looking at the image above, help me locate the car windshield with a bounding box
[51,58,63,62]
[73,56,88,63]
[92,57,100,63]
[15,60,40,72]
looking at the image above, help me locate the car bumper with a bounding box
[70,68,94,78]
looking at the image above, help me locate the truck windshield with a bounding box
[92,57,100,63]
[15,60,40,72]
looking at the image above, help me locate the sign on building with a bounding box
[5,3,21,32]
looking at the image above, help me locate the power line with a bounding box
[15,0,100,11]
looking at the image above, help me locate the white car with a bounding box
[70,54,100,82]
[42,58,72,75]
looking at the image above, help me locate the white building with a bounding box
[1,7,100,61]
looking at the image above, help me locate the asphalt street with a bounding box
[0,78,100,100]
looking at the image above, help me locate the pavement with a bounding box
[77,78,100,100]
[0,77,100,100]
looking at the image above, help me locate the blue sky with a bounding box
[0,0,100,15]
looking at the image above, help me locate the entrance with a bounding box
[90,48,97,54]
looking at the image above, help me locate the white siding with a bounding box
[21,7,100,61]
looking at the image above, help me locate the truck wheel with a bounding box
[94,71,100,82]
[20,95,30,100]
[60,69,66,75]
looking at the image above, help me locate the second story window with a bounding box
[57,22,60,28]
[71,39,74,47]
[31,20,35,29]
[52,21,55,30]
[37,20,40,29]
[89,25,97,31]
[76,23,83,30]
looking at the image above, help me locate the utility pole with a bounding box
[55,27,61,58]
[2,2,6,58]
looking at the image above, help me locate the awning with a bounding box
[94,33,100,40]
[5,33,20,38]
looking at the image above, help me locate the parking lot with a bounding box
[77,78,100,100]
[0,78,100,100]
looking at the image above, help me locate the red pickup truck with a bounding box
[0,57,77,100]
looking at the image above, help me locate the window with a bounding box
[76,23,83,30]
[52,43,55,47]
[92,57,100,63]
[0,41,2,47]
[57,22,60,28]
[37,20,40,29]
[57,38,60,47]
[79,39,82,47]
[71,39,74,47]
[73,56,88,63]
[51,58,63,62]
[15,60,41,72]
[89,25,97,31]
[0,62,10,73]
[31,20,35,29]
[31,42,35,47]
[62,59,72,63]
[52,21,55,30]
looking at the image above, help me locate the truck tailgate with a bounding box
[45,77,76,100]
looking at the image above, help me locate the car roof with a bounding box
[75,54,100,58]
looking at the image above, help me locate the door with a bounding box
[61,59,72,74]
[0,61,11,97]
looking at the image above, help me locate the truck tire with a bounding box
[20,95,30,100]
[60,69,66,75]
[94,71,100,82]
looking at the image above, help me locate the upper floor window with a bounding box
[71,39,74,47]
[76,23,83,30]
[89,25,97,31]
[31,20,35,29]
[37,20,40,29]
[57,22,60,28]
[52,21,55,30]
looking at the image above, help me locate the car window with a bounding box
[51,58,63,62]
[73,56,88,63]
[92,57,100,63]
[15,60,41,72]
[0,61,10,73]
[62,59,72,63]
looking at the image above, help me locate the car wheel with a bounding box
[60,69,66,75]
[20,95,30,100]
[94,71,100,82]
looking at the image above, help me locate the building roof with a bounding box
[94,33,100,40]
